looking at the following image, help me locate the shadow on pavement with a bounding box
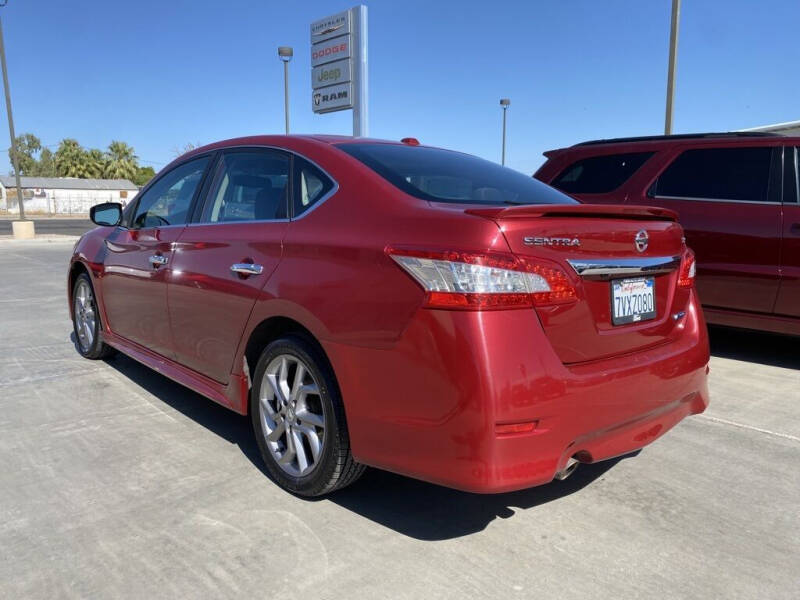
[97,349,632,541]
[708,325,798,369]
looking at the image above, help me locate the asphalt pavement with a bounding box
[1,240,798,599]
[0,217,94,236]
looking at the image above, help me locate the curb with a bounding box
[0,235,79,244]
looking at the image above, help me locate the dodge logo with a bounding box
[634,230,649,253]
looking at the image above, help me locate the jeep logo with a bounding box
[316,67,342,83]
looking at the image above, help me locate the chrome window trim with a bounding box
[567,255,681,280]
[652,194,780,206]
[188,144,339,226]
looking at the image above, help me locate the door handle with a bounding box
[230,263,264,276]
[790,223,800,235]
[149,255,168,268]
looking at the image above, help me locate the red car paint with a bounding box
[535,134,800,336]
[68,135,709,493]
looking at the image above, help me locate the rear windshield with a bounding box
[337,143,576,206]
[552,152,654,194]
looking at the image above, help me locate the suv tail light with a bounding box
[386,247,578,310]
[678,248,696,288]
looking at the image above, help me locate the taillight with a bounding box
[678,248,696,288]
[386,247,578,310]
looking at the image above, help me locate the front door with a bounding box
[646,145,781,314]
[101,155,211,358]
[168,149,291,383]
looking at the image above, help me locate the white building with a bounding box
[0,176,139,215]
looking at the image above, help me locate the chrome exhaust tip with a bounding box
[554,457,580,481]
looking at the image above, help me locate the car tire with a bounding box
[72,272,115,360]
[250,335,365,497]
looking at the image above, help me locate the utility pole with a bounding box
[278,47,293,134]
[0,4,24,220]
[500,98,510,166]
[664,0,681,135]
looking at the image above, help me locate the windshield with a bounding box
[337,143,578,206]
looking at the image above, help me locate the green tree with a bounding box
[103,140,138,180]
[8,133,43,175]
[85,148,107,179]
[132,165,155,186]
[30,148,57,177]
[55,139,86,177]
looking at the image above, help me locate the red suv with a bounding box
[535,132,800,336]
[69,135,709,496]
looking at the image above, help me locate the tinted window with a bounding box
[653,147,772,202]
[293,157,334,217]
[786,147,799,204]
[552,152,653,194]
[131,157,209,228]
[201,151,289,222]
[337,143,576,206]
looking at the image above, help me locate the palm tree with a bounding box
[55,139,86,178]
[104,141,138,180]
[85,148,107,179]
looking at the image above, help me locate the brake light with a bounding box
[386,247,578,310]
[678,248,696,288]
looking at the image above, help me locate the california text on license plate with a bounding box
[611,277,656,325]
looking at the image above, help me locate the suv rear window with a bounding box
[337,143,576,206]
[552,152,653,194]
[652,147,772,202]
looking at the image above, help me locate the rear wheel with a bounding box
[72,273,114,359]
[250,335,365,496]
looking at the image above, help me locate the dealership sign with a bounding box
[310,6,368,134]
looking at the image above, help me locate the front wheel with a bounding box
[250,335,365,496]
[72,273,114,359]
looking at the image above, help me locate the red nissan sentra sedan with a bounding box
[68,135,710,496]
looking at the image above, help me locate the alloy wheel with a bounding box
[259,354,326,477]
[73,279,96,352]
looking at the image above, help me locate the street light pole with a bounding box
[278,46,293,135]
[500,98,510,166]
[0,8,24,219]
[664,0,681,135]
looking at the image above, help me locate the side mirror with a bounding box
[90,202,123,227]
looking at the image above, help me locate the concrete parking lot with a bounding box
[1,240,798,599]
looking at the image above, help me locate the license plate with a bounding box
[611,277,656,325]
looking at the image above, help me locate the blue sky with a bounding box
[1,0,798,176]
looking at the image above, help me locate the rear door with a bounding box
[643,145,781,314]
[101,156,211,358]
[776,146,800,317]
[168,149,296,384]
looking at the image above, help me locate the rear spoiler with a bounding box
[542,148,566,159]
[465,204,678,222]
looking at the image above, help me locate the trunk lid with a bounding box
[467,204,689,364]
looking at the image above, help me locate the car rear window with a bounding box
[552,152,654,194]
[652,147,773,202]
[337,143,576,206]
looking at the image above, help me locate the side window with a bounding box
[293,157,334,217]
[786,147,799,204]
[131,157,209,228]
[652,147,772,202]
[200,150,289,223]
[552,152,653,194]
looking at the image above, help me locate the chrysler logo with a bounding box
[634,230,649,253]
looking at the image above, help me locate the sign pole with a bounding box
[664,0,680,135]
[351,5,368,137]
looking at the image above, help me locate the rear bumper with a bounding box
[326,290,710,493]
